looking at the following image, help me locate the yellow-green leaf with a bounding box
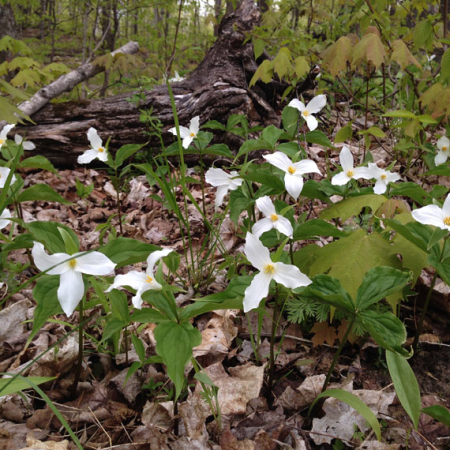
[321,36,353,77]
[249,59,273,87]
[352,33,387,69]
[273,47,292,79]
[391,40,421,70]
[294,56,309,78]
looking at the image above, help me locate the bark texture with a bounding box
[14,0,289,167]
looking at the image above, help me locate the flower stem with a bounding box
[115,168,124,236]
[267,287,280,401]
[71,297,85,398]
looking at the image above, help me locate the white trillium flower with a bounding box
[15,134,36,151]
[168,116,200,149]
[412,194,450,232]
[252,196,293,238]
[435,136,450,166]
[264,152,320,200]
[205,168,243,209]
[242,232,312,313]
[366,162,401,195]
[331,146,372,186]
[32,242,116,317]
[106,248,173,309]
[288,94,327,131]
[77,128,109,164]
[0,208,12,229]
[0,124,15,151]
[170,71,185,82]
[0,167,17,188]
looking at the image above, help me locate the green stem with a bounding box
[71,296,85,398]
[321,317,355,394]
[267,287,280,400]
[115,168,124,236]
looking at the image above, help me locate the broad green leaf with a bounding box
[99,237,158,268]
[30,276,63,342]
[360,310,408,355]
[417,115,437,124]
[293,219,348,241]
[253,38,265,60]
[142,291,178,322]
[391,182,432,206]
[305,130,333,148]
[131,333,146,362]
[114,143,145,167]
[424,166,450,176]
[422,405,450,427]
[383,110,417,119]
[1,233,33,252]
[386,351,421,429]
[335,124,352,143]
[384,218,433,253]
[58,228,78,255]
[310,389,381,441]
[282,106,299,137]
[413,20,433,50]
[27,221,80,254]
[131,307,167,324]
[262,125,284,148]
[236,139,269,159]
[320,194,387,222]
[109,289,130,323]
[292,243,322,275]
[294,56,309,78]
[17,184,72,205]
[202,120,226,131]
[428,227,448,251]
[301,180,332,202]
[273,47,292,79]
[0,376,56,397]
[299,274,355,313]
[154,320,202,401]
[365,126,386,138]
[356,267,411,311]
[441,47,450,80]
[242,169,285,192]
[276,142,300,158]
[249,59,273,87]
[352,32,387,69]
[0,78,29,100]
[391,39,421,70]
[18,156,57,174]
[428,255,450,285]
[321,36,353,78]
[229,189,254,224]
[0,97,30,122]
[102,318,126,342]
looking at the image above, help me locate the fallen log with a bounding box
[14,0,294,167]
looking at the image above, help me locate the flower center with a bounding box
[145,275,153,284]
[444,217,450,226]
[380,174,387,180]
[288,166,296,174]
[346,170,354,177]
[69,259,77,269]
[190,132,195,137]
[443,146,448,152]
[270,214,278,222]
[0,139,3,145]
[302,110,310,117]
[264,264,275,274]
[98,147,104,153]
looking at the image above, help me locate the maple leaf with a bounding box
[321,36,353,78]
[311,321,337,347]
[352,33,387,69]
[391,40,421,70]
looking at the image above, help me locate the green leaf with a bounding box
[352,32,387,69]
[365,126,386,138]
[391,39,421,70]
[273,47,292,79]
[18,156,57,174]
[321,36,353,78]
[242,169,285,192]
[27,221,80,254]
[428,255,450,285]
[253,38,265,60]
[293,56,309,78]
[413,20,433,50]
[262,125,284,148]
[229,189,253,224]
[17,184,72,205]
[383,110,417,119]
[58,227,78,255]
[236,139,269,159]
[428,227,448,251]
[422,405,450,427]
[114,144,145,167]
[109,289,130,322]
[102,318,126,342]
[360,310,408,355]
[249,59,273,87]
[282,105,298,137]
[299,274,355,313]
[386,350,421,429]
[30,276,63,342]
[0,376,56,397]
[417,115,437,124]
[131,307,167,324]
[293,219,348,241]
[320,194,387,222]
[305,130,333,148]
[441,47,450,80]
[384,218,433,252]
[203,120,226,131]
[310,389,381,441]
[99,237,159,268]
[356,267,411,311]
[154,320,202,401]
[301,180,331,202]
[335,124,353,143]
[131,333,146,362]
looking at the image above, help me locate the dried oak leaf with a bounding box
[310,321,337,347]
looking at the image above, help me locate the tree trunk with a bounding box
[14,0,288,167]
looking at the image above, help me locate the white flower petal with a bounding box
[58,270,85,316]
[273,262,312,289]
[251,218,274,238]
[15,134,23,145]
[23,141,36,151]
[0,167,16,188]
[256,196,276,217]
[0,124,15,140]
[243,271,272,313]
[87,127,103,149]
[244,232,271,271]
[412,205,448,230]
[263,152,292,172]
[274,216,293,238]
[284,173,304,199]
[32,242,71,275]
[106,270,148,293]
[205,168,232,187]
[443,194,450,218]
[304,114,318,131]
[97,150,109,162]
[339,146,354,172]
[331,172,351,186]
[190,116,200,135]
[74,251,116,275]
[288,98,306,112]
[366,162,383,179]
[373,179,387,195]
[306,94,327,114]
[0,208,12,229]
[215,185,229,209]
[437,136,449,151]
[293,159,321,175]
[435,150,448,165]
[353,166,373,180]
[146,248,173,276]
[385,171,401,183]
[77,149,100,164]
[182,135,194,149]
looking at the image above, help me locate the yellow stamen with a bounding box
[302,110,310,117]
[270,214,278,222]
[264,264,275,274]
[145,275,153,284]
[381,174,387,180]
[69,259,77,269]
[346,170,354,177]
[0,139,3,145]
[98,147,104,153]
[443,146,448,152]
[190,132,195,137]
[288,166,296,174]
[444,217,450,226]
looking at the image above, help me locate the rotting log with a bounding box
[13,0,312,167]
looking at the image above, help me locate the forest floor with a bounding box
[1,147,450,450]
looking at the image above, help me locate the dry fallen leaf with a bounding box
[19,436,69,450]
[0,300,32,346]
[310,321,337,347]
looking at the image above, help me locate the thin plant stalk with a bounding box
[267,287,281,398]
[71,295,85,398]
[114,168,124,235]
